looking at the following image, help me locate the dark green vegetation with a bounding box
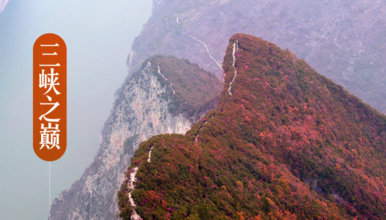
[118,34,386,219]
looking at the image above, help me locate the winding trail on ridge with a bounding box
[127,114,215,218]
[228,41,238,96]
[125,22,232,220]
[127,167,140,219]
[127,145,154,220]
[182,32,223,71]
[194,115,214,142]
[158,65,176,94]
[176,15,222,76]
[147,146,154,163]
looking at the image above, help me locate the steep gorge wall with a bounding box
[49,0,386,218]
[118,33,386,220]
[129,0,386,114]
[49,55,221,219]
[49,62,193,219]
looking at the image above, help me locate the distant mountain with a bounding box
[118,34,386,219]
[52,0,386,218]
[0,0,9,13]
[49,56,221,219]
[128,0,386,114]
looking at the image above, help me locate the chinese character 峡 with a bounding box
[39,68,60,95]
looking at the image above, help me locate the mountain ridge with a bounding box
[49,56,221,220]
[128,0,386,114]
[51,0,386,218]
[118,33,386,219]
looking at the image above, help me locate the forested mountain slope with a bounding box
[119,34,386,219]
[49,56,221,220]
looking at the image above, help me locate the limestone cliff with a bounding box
[129,0,386,114]
[49,56,221,219]
[119,33,386,220]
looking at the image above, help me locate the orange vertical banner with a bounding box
[33,33,67,161]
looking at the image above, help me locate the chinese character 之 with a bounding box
[39,95,60,122]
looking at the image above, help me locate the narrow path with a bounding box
[157,65,168,80]
[194,115,213,142]
[176,15,222,73]
[182,32,223,71]
[127,167,140,219]
[158,65,176,94]
[127,145,154,220]
[195,126,204,142]
[147,146,154,162]
[176,14,180,24]
[228,41,238,96]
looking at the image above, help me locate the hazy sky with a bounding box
[0,0,152,219]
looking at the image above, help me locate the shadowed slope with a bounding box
[148,55,222,122]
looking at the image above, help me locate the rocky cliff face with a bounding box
[128,0,386,114]
[0,0,9,13]
[49,56,221,219]
[118,33,386,219]
[51,0,386,218]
